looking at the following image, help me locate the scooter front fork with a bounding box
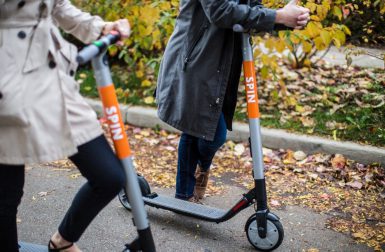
[254,178,268,238]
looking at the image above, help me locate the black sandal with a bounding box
[48,239,74,252]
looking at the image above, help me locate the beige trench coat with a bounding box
[0,0,106,164]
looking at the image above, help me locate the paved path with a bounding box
[320,46,384,68]
[18,165,372,252]
[258,44,384,68]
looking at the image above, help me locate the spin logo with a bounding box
[105,106,123,140]
[245,77,256,103]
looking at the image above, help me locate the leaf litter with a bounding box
[236,64,385,146]
[43,121,384,251]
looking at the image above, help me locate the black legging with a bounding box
[0,164,24,252]
[0,135,126,251]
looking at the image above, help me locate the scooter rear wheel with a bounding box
[245,213,284,251]
[118,175,151,211]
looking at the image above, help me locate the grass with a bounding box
[253,105,385,146]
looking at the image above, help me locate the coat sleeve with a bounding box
[249,0,291,31]
[52,0,105,44]
[199,0,276,31]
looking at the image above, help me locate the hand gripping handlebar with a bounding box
[76,31,121,65]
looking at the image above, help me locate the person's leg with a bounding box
[197,113,227,171]
[194,113,227,198]
[175,133,200,200]
[51,135,126,246]
[0,164,25,252]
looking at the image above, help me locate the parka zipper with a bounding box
[182,22,209,71]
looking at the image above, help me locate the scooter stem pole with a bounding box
[241,33,265,181]
[92,52,156,252]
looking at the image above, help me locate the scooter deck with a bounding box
[19,242,48,252]
[144,194,227,222]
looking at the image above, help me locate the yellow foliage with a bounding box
[72,0,179,93]
[141,80,152,87]
[257,0,353,82]
[71,0,382,102]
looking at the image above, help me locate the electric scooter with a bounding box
[118,24,284,251]
[19,32,156,252]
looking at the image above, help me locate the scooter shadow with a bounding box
[123,200,255,249]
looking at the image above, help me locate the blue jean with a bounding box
[175,113,227,199]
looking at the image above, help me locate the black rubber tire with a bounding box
[245,214,284,251]
[118,174,151,211]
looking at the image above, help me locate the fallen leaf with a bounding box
[294,151,307,161]
[352,232,366,240]
[140,130,150,137]
[270,199,281,207]
[316,166,327,173]
[262,148,273,155]
[308,173,319,180]
[226,141,235,150]
[331,154,346,170]
[265,156,275,165]
[52,168,72,172]
[166,134,178,140]
[234,144,245,156]
[346,181,363,189]
[70,173,81,179]
[283,150,296,164]
[164,146,176,151]
[293,168,304,174]
[300,117,315,127]
[38,191,48,197]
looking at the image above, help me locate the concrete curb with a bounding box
[86,98,385,165]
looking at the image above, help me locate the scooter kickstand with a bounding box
[123,237,141,252]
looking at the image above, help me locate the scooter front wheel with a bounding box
[118,175,151,211]
[245,213,284,251]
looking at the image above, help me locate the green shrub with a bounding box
[342,0,385,45]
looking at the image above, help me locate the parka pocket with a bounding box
[182,21,209,71]
[0,49,29,127]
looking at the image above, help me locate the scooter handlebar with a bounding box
[76,32,121,65]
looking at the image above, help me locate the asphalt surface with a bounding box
[18,165,373,252]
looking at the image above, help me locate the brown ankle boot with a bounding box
[194,165,210,199]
